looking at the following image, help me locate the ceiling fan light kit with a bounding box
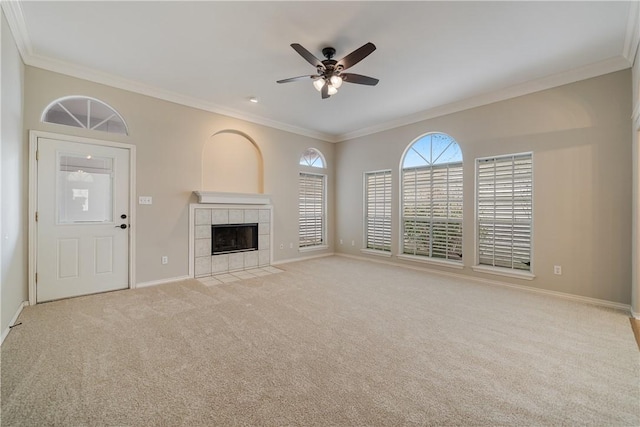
[277,42,379,99]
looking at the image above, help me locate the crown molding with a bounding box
[623,1,640,65]
[336,56,632,142]
[1,0,31,59]
[20,50,632,145]
[25,54,337,142]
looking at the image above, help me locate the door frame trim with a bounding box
[28,130,137,305]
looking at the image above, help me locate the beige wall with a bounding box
[1,11,27,336]
[23,67,335,285]
[336,70,632,304]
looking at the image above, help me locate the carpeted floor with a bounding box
[2,256,639,426]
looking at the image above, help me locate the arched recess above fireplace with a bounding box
[202,130,264,193]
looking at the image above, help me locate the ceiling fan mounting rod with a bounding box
[322,47,336,60]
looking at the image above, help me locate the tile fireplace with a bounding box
[190,192,272,278]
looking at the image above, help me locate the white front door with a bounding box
[36,137,130,302]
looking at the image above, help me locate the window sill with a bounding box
[299,244,329,253]
[360,248,392,258]
[396,254,464,269]
[472,265,535,281]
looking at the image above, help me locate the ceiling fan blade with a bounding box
[321,84,329,99]
[291,43,324,69]
[336,42,376,70]
[276,75,316,84]
[341,73,379,86]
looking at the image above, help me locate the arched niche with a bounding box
[202,130,264,194]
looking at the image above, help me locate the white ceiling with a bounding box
[4,1,639,141]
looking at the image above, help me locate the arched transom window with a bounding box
[299,148,325,168]
[401,132,463,262]
[42,96,128,135]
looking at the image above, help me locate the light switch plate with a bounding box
[139,196,152,205]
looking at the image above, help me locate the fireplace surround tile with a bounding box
[195,209,211,225]
[258,234,270,250]
[259,250,270,266]
[212,209,229,225]
[229,209,244,224]
[212,254,229,273]
[244,251,259,268]
[244,209,259,223]
[195,256,212,277]
[229,253,244,271]
[258,223,269,235]
[195,239,211,257]
[195,225,211,239]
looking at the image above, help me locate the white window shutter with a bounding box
[402,162,463,260]
[365,171,392,252]
[477,153,532,271]
[299,173,325,247]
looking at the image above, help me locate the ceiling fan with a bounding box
[277,42,379,99]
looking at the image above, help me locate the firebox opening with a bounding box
[212,223,258,255]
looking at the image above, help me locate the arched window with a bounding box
[299,148,326,249]
[42,96,128,135]
[401,132,463,262]
[299,148,325,168]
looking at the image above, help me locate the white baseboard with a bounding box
[135,275,191,288]
[337,253,632,315]
[1,301,29,346]
[631,308,640,320]
[272,252,335,266]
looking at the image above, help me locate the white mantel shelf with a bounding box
[193,191,272,205]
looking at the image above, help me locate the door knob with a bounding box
[121,214,127,219]
[116,224,128,229]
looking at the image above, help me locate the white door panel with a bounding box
[37,137,130,302]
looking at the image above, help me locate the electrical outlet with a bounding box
[139,196,153,205]
[554,265,562,275]
[161,256,168,265]
[351,240,355,246]
[340,239,343,245]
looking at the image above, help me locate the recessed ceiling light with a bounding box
[249,97,258,103]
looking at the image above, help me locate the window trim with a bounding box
[397,253,464,269]
[471,265,535,280]
[360,248,393,258]
[298,171,327,250]
[363,169,393,254]
[474,151,534,276]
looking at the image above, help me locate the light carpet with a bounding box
[2,256,639,426]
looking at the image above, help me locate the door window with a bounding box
[57,153,114,223]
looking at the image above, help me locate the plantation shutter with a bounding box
[365,171,392,252]
[299,173,325,248]
[477,153,532,271]
[402,162,463,260]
